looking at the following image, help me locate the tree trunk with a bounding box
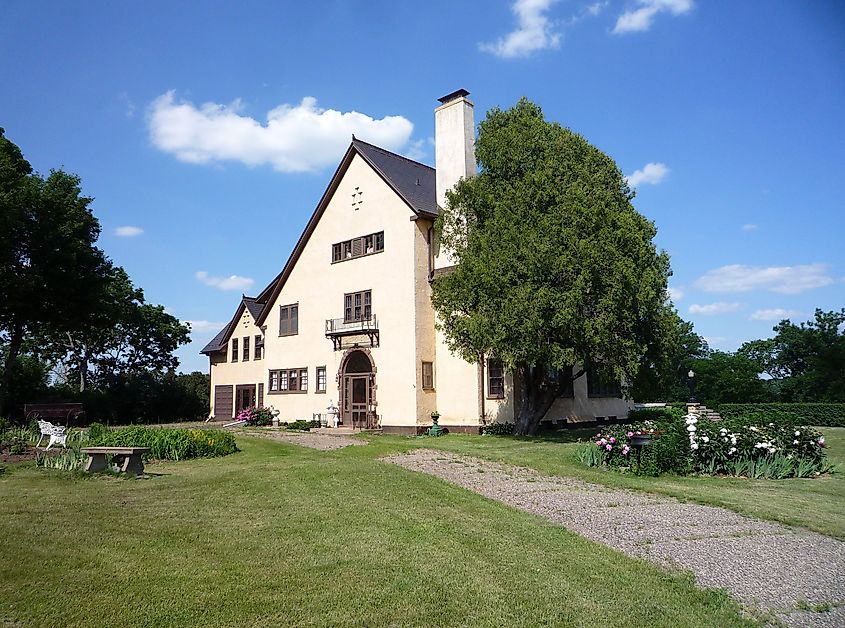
[78,346,88,393]
[513,364,560,436]
[0,323,25,418]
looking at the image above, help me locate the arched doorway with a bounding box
[338,349,376,429]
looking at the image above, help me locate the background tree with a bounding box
[689,350,775,405]
[0,128,112,416]
[432,99,671,435]
[766,309,845,402]
[632,307,709,401]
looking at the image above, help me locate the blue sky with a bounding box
[2,0,843,373]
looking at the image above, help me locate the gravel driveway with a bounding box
[384,449,845,627]
[237,429,366,450]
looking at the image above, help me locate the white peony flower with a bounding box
[687,425,696,432]
[690,442,699,450]
[793,440,799,445]
[702,436,710,443]
[749,426,758,432]
[795,431,800,436]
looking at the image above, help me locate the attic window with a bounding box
[332,231,384,263]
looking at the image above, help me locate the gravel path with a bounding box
[237,429,366,450]
[384,449,845,627]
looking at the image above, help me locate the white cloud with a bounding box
[695,264,833,295]
[480,0,562,59]
[625,162,669,187]
[613,0,693,34]
[703,335,728,347]
[404,137,434,162]
[587,2,608,16]
[148,91,414,173]
[115,226,144,237]
[668,286,684,301]
[749,309,802,322]
[689,302,741,315]
[741,223,758,232]
[185,320,225,334]
[196,271,254,292]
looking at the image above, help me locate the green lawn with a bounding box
[0,436,750,628]
[384,426,845,540]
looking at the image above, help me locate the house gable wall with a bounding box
[257,153,419,425]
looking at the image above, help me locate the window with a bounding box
[269,368,308,394]
[243,336,250,361]
[254,335,263,360]
[548,365,574,398]
[487,359,504,399]
[231,338,239,362]
[316,366,327,393]
[421,361,434,390]
[344,290,372,322]
[587,369,621,398]
[279,304,298,336]
[331,231,384,263]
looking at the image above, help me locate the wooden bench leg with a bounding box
[85,453,108,473]
[120,453,145,476]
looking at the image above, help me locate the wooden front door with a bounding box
[344,375,369,427]
[235,384,256,415]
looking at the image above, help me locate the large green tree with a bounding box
[761,309,845,402]
[44,266,190,393]
[0,128,112,416]
[432,99,671,435]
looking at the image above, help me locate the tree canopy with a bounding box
[432,99,672,434]
[0,128,192,419]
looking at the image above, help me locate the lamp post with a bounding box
[687,370,696,403]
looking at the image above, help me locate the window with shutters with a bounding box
[243,336,250,361]
[269,368,308,394]
[331,231,384,263]
[587,369,621,398]
[254,335,263,360]
[231,338,239,362]
[279,304,298,336]
[344,290,371,322]
[421,361,434,390]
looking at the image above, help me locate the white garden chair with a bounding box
[35,420,68,450]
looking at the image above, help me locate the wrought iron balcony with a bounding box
[325,315,379,350]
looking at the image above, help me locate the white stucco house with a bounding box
[201,89,632,433]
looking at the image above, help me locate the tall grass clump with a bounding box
[87,424,237,460]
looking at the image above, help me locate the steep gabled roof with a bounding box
[250,139,436,328]
[352,138,437,217]
[199,296,263,355]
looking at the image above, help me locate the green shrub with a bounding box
[88,426,237,460]
[575,443,603,467]
[285,419,319,431]
[8,436,28,455]
[628,406,685,423]
[482,422,515,436]
[718,403,845,427]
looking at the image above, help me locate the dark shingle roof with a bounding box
[352,138,437,216]
[200,296,264,354]
[243,296,264,320]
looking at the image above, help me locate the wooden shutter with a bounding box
[258,383,264,407]
[290,305,298,334]
[352,237,363,257]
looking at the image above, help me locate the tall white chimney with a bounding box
[434,88,475,269]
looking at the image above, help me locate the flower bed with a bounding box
[582,410,832,478]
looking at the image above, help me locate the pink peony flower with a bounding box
[606,444,612,451]
[595,441,602,447]
[627,431,633,438]
[609,437,616,444]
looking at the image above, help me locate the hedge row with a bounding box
[717,404,845,428]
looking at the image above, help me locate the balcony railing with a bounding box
[325,315,379,349]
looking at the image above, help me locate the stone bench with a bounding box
[80,447,151,476]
